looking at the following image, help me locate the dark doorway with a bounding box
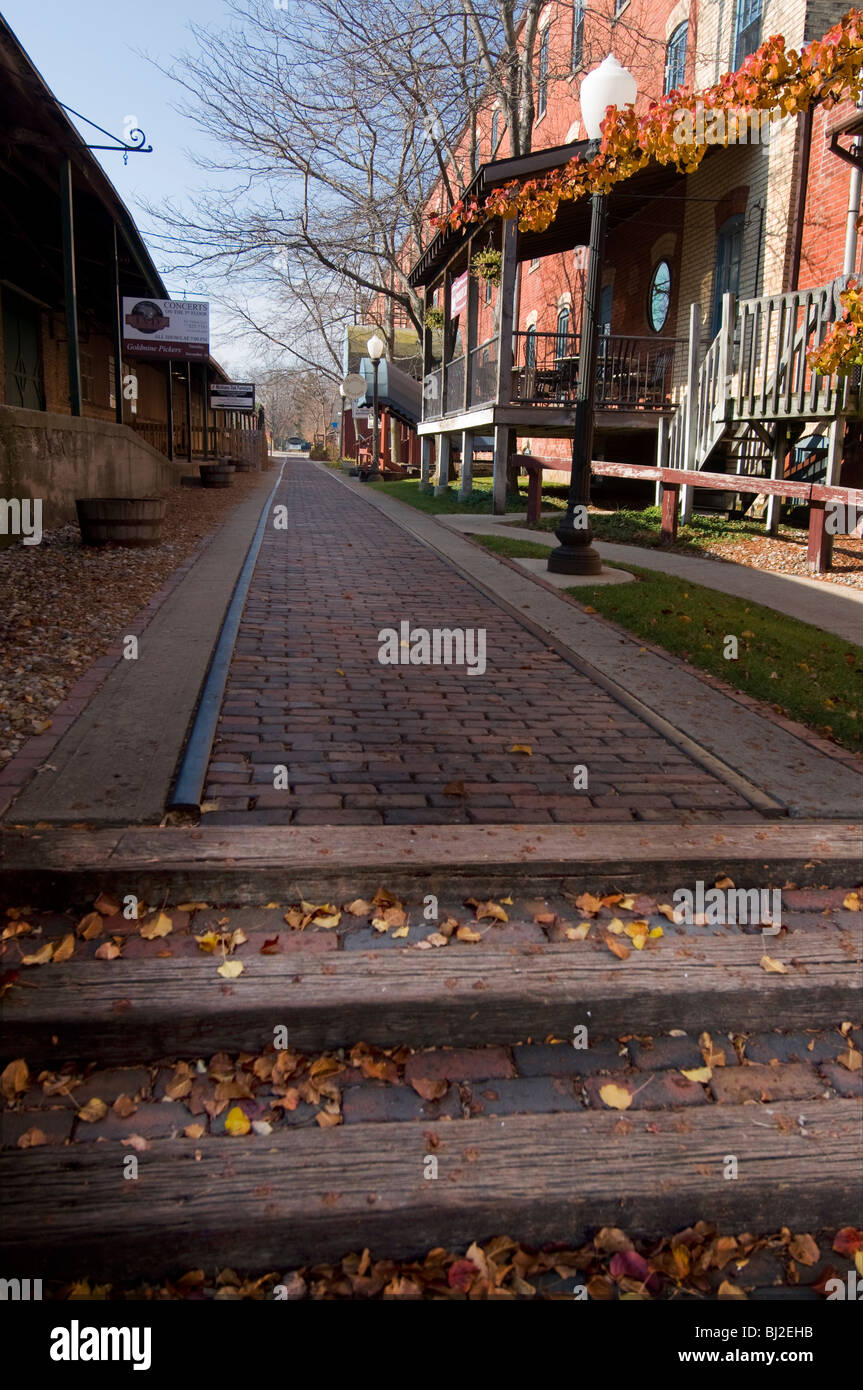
[3,291,45,410]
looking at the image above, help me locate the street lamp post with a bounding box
[548,56,638,575]
[366,333,385,480]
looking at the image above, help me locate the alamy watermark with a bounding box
[378,621,486,676]
[673,880,781,933]
[672,103,792,148]
[0,497,42,545]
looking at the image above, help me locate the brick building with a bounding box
[376,0,863,498]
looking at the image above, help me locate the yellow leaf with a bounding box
[838,1048,862,1072]
[22,942,54,966]
[176,902,209,912]
[456,926,482,943]
[564,922,591,940]
[195,931,221,953]
[217,960,244,979]
[425,932,448,947]
[715,876,735,890]
[78,1097,108,1123]
[760,954,788,974]
[599,1083,632,1111]
[312,912,341,929]
[94,941,121,960]
[345,899,372,916]
[500,896,513,905]
[77,911,104,939]
[474,900,508,923]
[618,896,635,910]
[718,1280,747,1299]
[140,912,173,940]
[224,1106,251,1136]
[1,1058,29,1101]
[52,934,75,963]
[682,1067,713,1083]
[391,924,410,939]
[842,891,861,911]
[607,917,625,934]
[509,743,532,755]
[649,926,664,938]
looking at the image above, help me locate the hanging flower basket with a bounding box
[424,306,445,331]
[470,247,503,287]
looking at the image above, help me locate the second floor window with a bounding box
[556,306,571,358]
[572,2,584,70]
[537,27,549,120]
[664,22,688,94]
[734,0,762,68]
[491,110,499,155]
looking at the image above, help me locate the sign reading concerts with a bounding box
[210,382,255,412]
[122,298,210,360]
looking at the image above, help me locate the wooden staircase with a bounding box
[664,277,861,521]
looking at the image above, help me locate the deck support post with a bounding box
[765,422,787,534]
[458,431,474,500]
[434,433,451,496]
[807,417,845,572]
[492,425,514,514]
[420,436,433,493]
[655,415,669,507]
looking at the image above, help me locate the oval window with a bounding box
[648,260,671,332]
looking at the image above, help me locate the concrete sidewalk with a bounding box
[335,470,863,820]
[3,468,278,825]
[439,512,863,645]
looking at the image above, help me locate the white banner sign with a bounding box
[210,382,255,412]
[122,297,210,360]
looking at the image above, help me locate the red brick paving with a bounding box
[201,460,754,825]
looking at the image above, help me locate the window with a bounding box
[648,261,672,332]
[664,22,688,94]
[614,0,628,13]
[525,324,537,367]
[530,256,540,271]
[572,2,584,70]
[80,351,94,404]
[485,276,493,304]
[491,110,500,155]
[556,306,570,358]
[712,215,744,332]
[537,27,549,120]
[733,0,762,68]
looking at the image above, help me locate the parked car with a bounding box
[285,436,305,451]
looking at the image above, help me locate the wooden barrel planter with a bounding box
[200,462,234,488]
[75,497,166,547]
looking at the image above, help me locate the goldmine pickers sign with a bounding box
[122,298,210,360]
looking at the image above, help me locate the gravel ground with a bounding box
[0,472,265,767]
[671,530,863,589]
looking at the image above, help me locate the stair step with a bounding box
[3,929,859,1065]
[2,1100,859,1279]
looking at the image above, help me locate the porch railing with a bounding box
[511,331,682,409]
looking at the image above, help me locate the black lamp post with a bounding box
[367,333,385,479]
[548,56,638,575]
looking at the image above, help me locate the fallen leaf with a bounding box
[456,926,482,943]
[77,912,104,939]
[682,1067,713,1083]
[176,902,209,912]
[410,1076,448,1101]
[217,960,244,979]
[94,892,121,917]
[52,934,75,963]
[140,912,173,940]
[718,1280,747,1299]
[21,942,54,966]
[425,932,448,947]
[315,1110,342,1128]
[574,892,602,916]
[838,1048,862,1072]
[94,942,121,960]
[112,1095,137,1118]
[194,931,221,954]
[345,899,372,916]
[760,954,788,974]
[78,1097,108,1124]
[842,891,861,912]
[788,1233,820,1266]
[564,922,591,940]
[599,1083,633,1111]
[16,1127,47,1148]
[1,1058,29,1101]
[224,1106,251,1136]
[509,744,532,755]
[603,934,630,960]
[474,900,508,923]
[184,1123,206,1139]
[121,1134,150,1151]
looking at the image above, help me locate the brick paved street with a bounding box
[202,460,754,825]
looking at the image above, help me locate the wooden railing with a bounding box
[732,277,862,420]
[511,331,682,410]
[131,420,263,464]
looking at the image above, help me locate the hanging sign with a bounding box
[210,382,256,412]
[122,297,210,359]
[450,270,468,317]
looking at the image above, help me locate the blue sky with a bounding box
[1,0,253,370]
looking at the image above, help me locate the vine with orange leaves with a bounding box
[431,11,863,244]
